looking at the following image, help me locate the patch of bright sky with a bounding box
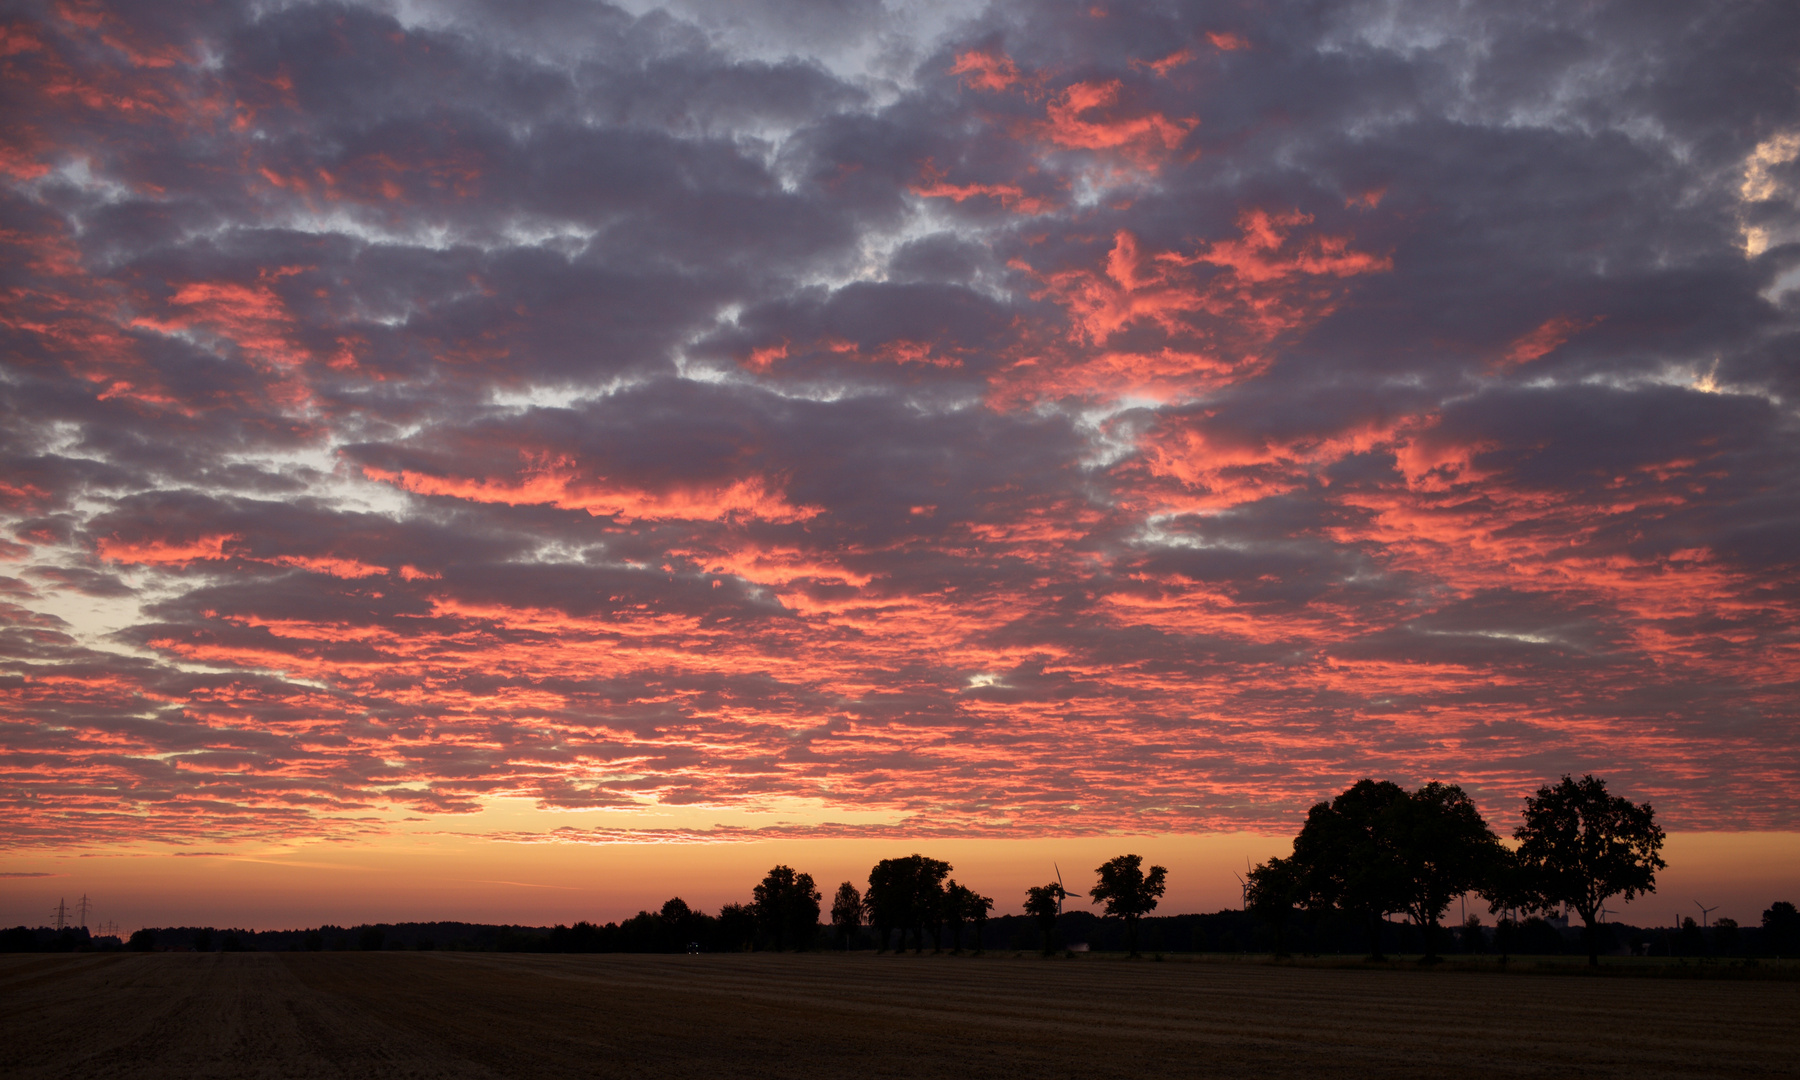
[1131,512,1248,553]
[486,374,641,412]
[1763,263,1800,304]
[34,157,134,216]
[608,0,981,98]
[428,793,906,838]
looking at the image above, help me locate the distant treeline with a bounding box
[5,908,1797,958]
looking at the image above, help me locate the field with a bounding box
[3,952,1795,1079]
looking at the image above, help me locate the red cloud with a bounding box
[950,49,1024,92]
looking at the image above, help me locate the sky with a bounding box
[2,0,1798,932]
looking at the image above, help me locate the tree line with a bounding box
[10,904,1800,957]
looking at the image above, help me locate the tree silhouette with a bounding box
[830,881,864,950]
[661,897,696,952]
[1460,914,1485,954]
[1385,781,1503,962]
[1245,855,1299,956]
[1024,882,1065,955]
[1678,915,1704,956]
[752,865,821,951]
[1714,917,1739,957]
[1763,900,1799,957]
[942,881,992,953]
[1478,845,1537,960]
[1267,779,1411,959]
[1089,854,1167,958]
[717,902,756,952]
[866,854,951,953]
[966,886,995,954]
[1511,774,1666,967]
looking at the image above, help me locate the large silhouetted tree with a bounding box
[867,854,951,953]
[830,881,864,950]
[1511,774,1665,967]
[1261,779,1503,962]
[753,865,821,951]
[1269,778,1411,959]
[1386,781,1504,961]
[866,861,901,952]
[1024,882,1065,955]
[1090,854,1168,958]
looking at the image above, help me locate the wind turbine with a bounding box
[1053,863,1066,915]
[1694,901,1719,929]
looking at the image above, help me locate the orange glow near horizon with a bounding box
[3,0,1796,927]
[3,832,1792,933]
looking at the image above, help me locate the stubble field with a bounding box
[2,951,1794,1079]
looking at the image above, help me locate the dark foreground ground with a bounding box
[3,952,1795,1079]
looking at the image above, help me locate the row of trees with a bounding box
[1247,774,1665,966]
[809,853,1172,957]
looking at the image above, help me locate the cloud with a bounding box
[1,0,1797,852]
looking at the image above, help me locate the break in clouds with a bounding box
[2,0,1797,849]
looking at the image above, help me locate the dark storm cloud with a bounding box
[3,0,1797,848]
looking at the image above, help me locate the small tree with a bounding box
[1512,774,1666,967]
[1493,915,1519,960]
[753,865,821,951]
[1024,882,1065,955]
[1714,918,1739,957]
[1089,854,1168,958]
[1460,915,1485,954]
[830,881,864,950]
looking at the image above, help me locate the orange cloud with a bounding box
[363,465,822,524]
[1037,79,1197,168]
[949,49,1023,92]
[1131,47,1196,77]
[1496,315,1603,369]
[910,160,1058,215]
[995,210,1390,403]
[97,533,237,564]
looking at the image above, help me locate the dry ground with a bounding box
[2,952,1794,1079]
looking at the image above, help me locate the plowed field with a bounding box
[2,952,1792,1079]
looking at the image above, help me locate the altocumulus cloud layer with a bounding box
[3,0,1798,849]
